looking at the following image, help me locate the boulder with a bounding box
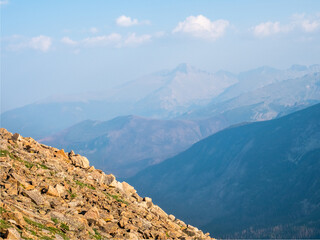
[168,214,175,221]
[122,182,136,196]
[46,185,60,197]
[103,174,116,186]
[56,149,68,159]
[84,207,100,224]
[4,228,21,240]
[24,189,45,205]
[54,184,65,195]
[11,133,22,142]
[103,222,118,234]
[69,151,90,169]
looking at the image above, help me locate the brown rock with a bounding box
[119,216,129,228]
[182,227,196,237]
[84,207,100,224]
[145,214,153,221]
[102,213,114,222]
[168,214,175,221]
[132,192,142,202]
[11,173,29,187]
[155,231,167,239]
[46,185,60,197]
[24,189,45,205]
[103,222,118,234]
[12,211,26,227]
[143,197,152,202]
[54,184,65,195]
[124,232,139,240]
[122,181,136,196]
[56,149,68,159]
[11,133,22,142]
[70,154,90,169]
[104,174,116,186]
[4,182,18,195]
[0,128,12,138]
[4,228,21,240]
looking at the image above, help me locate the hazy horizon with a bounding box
[1,0,320,112]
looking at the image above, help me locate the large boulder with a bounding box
[68,150,90,169]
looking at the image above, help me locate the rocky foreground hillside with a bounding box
[0,128,211,240]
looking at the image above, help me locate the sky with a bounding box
[1,0,320,112]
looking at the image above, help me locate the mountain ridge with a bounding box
[128,103,320,238]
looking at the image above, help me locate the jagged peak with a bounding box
[172,63,195,74]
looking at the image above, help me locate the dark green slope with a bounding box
[128,103,320,238]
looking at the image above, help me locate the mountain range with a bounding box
[2,64,319,140]
[41,116,212,177]
[38,66,320,178]
[128,103,320,238]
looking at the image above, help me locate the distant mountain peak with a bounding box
[172,63,194,74]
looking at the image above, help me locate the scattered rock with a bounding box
[0,129,212,240]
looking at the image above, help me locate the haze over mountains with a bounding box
[128,103,320,239]
[1,63,320,238]
[2,63,319,179]
[2,63,319,139]
[42,116,211,177]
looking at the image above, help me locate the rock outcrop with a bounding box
[0,128,212,239]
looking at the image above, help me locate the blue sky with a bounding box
[1,0,320,112]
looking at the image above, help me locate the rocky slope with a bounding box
[0,128,211,240]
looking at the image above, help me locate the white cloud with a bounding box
[116,15,139,27]
[252,21,283,37]
[252,13,320,37]
[89,27,99,34]
[292,13,320,32]
[61,37,77,45]
[173,15,229,40]
[300,19,319,32]
[29,35,52,52]
[7,35,52,52]
[123,33,151,46]
[82,33,122,46]
[0,0,9,5]
[116,15,150,27]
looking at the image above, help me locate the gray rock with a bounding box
[24,189,45,205]
[11,133,22,142]
[69,154,90,169]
